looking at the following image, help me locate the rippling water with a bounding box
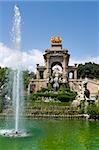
[0,118,99,150]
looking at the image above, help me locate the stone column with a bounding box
[36,64,39,79]
[46,55,50,78]
[63,55,68,82]
[63,55,66,72]
[36,70,39,79]
[74,70,77,79]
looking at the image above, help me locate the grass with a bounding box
[30,101,72,107]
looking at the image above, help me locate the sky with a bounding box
[0,0,99,71]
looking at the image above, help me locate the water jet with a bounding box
[0,5,27,137]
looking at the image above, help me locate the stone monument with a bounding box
[29,37,77,92]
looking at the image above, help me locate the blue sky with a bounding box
[0,0,99,70]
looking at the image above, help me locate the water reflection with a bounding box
[0,119,99,150]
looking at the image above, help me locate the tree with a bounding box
[0,67,8,88]
[0,67,10,111]
[23,70,29,89]
[23,70,36,90]
[77,62,99,79]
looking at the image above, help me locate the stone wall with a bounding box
[34,79,47,92]
[69,78,99,98]
[87,79,99,98]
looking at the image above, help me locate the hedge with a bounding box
[87,104,99,115]
[29,92,77,102]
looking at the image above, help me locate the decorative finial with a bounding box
[51,36,62,43]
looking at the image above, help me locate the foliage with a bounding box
[29,71,36,79]
[0,67,36,91]
[39,88,50,93]
[0,67,9,111]
[0,67,36,111]
[29,83,77,102]
[0,96,3,113]
[87,104,99,115]
[77,62,99,79]
[57,94,76,102]
[28,89,77,102]
[39,84,52,93]
[20,70,36,90]
[78,100,85,114]
[25,101,79,116]
[59,84,70,93]
[0,67,8,88]
[23,70,30,90]
[30,101,72,107]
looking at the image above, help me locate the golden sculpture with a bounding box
[51,36,62,43]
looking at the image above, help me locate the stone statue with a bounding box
[53,74,59,91]
[49,66,62,91]
[83,79,90,100]
[84,89,90,100]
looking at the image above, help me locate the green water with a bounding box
[0,119,99,150]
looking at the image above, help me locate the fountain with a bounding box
[0,5,28,137]
[49,65,62,91]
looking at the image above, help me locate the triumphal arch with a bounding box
[29,37,77,92]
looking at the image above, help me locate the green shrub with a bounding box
[40,88,49,93]
[87,104,99,115]
[0,96,3,113]
[57,94,75,102]
[30,101,72,107]
[29,91,76,103]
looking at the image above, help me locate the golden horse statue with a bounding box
[51,37,62,43]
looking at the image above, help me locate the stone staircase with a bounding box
[1,105,79,117]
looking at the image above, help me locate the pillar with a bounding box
[46,55,50,78]
[36,64,40,79]
[74,70,77,79]
[36,70,40,79]
[63,55,68,82]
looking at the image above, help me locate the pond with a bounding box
[0,118,99,150]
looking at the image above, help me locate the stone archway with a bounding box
[43,46,70,82]
[68,71,74,79]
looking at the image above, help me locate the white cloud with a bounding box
[0,42,99,72]
[0,42,44,72]
[69,56,99,66]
